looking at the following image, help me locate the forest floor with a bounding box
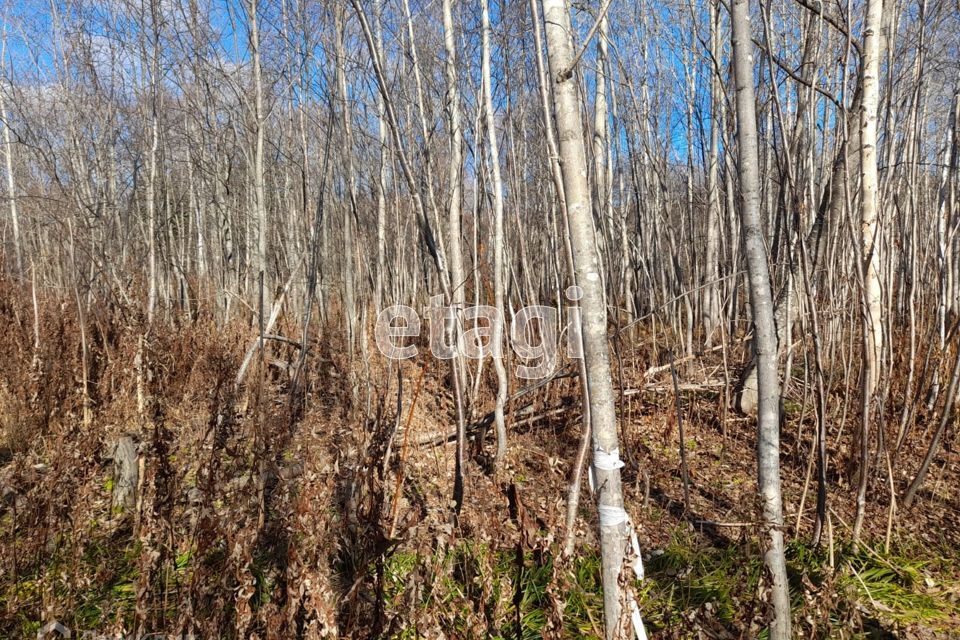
[384,338,960,639]
[1,284,959,638]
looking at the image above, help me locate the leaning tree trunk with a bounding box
[541,1,646,638]
[730,0,792,636]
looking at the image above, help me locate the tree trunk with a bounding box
[0,40,23,276]
[853,0,885,541]
[249,0,269,319]
[703,0,721,346]
[541,2,645,637]
[730,0,792,636]
[374,0,388,312]
[480,0,510,471]
[111,434,140,514]
[442,0,469,512]
[335,8,357,356]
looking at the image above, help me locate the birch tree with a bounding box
[143,0,162,324]
[853,0,885,539]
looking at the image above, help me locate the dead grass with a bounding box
[0,278,958,638]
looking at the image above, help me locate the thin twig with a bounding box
[558,0,615,80]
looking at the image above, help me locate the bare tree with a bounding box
[541,1,645,637]
[730,0,791,635]
[480,0,509,471]
[853,0,885,540]
[0,31,21,276]
[441,0,470,511]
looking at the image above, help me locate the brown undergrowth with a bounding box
[1,280,958,638]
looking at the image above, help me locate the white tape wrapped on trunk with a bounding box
[591,446,648,640]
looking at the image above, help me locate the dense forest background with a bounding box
[1,0,960,637]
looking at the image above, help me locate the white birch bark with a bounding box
[145,6,160,324]
[853,0,885,540]
[860,0,884,401]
